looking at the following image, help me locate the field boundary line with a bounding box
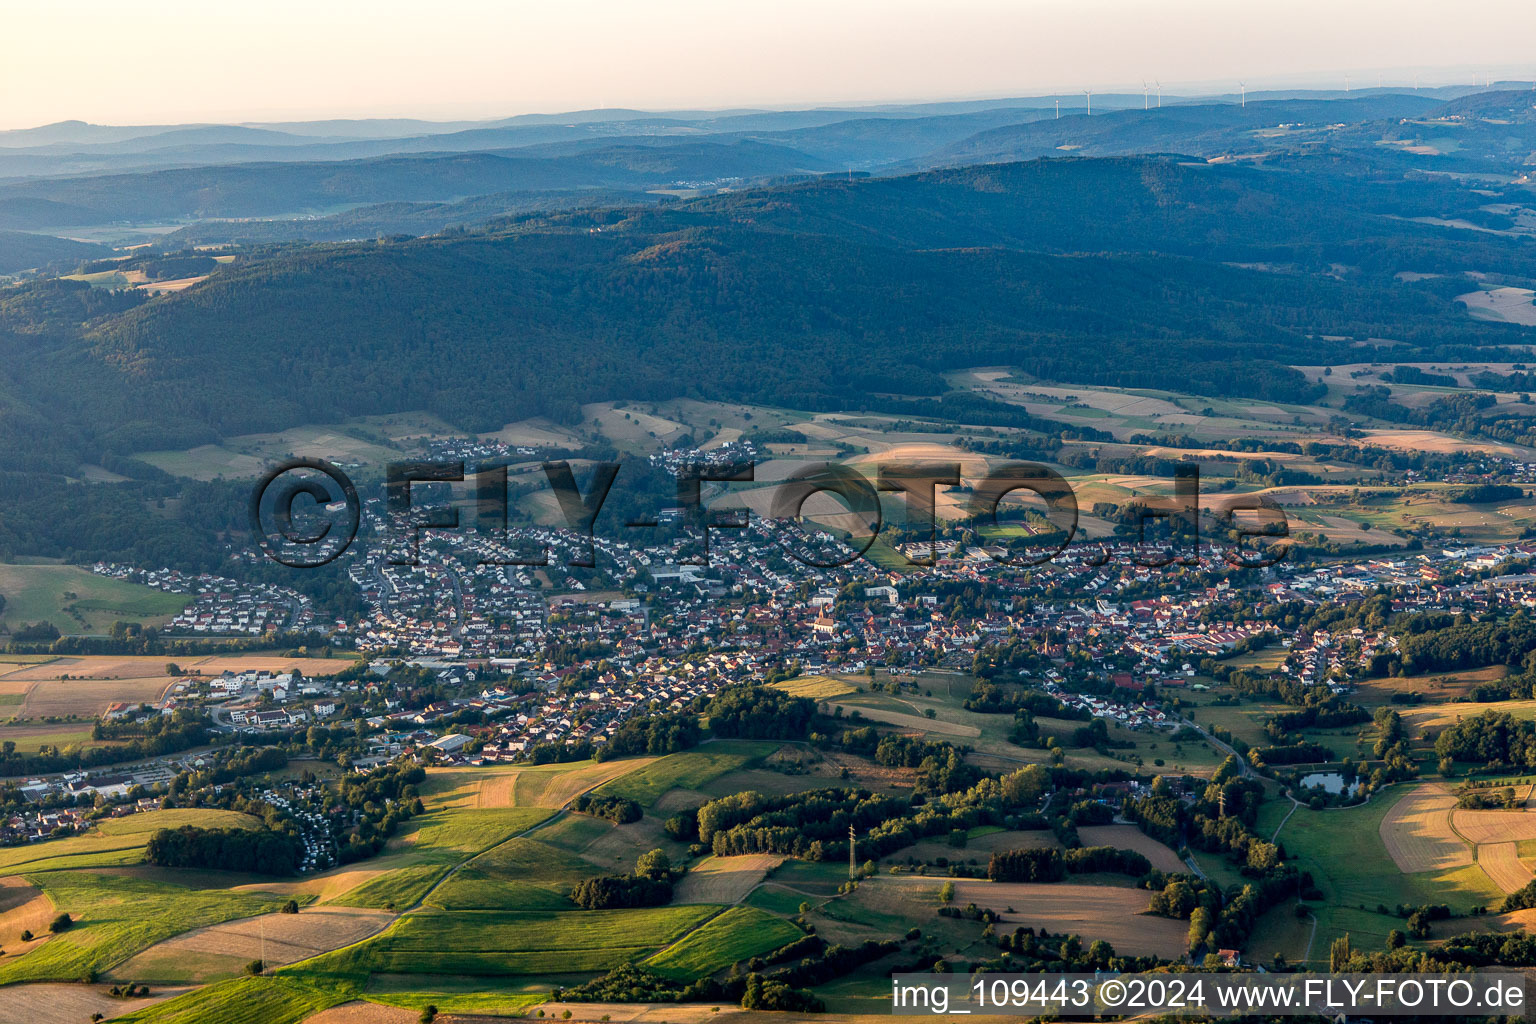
[412,753,660,912]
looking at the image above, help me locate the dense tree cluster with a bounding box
[703,686,816,739]
[568,872,672,910]
[1393,614,1536,675]
[1247,742,1334,767]
[145,824,301,875]
[593,712,701,760]
[988,844,1152,882]
[572,793,643,824]
[0,709,212,777]
[1435,711,1536,768]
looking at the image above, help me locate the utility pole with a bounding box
[849,824,857,879]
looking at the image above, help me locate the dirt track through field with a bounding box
[1380,785,1471,873]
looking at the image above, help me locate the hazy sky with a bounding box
[3,0,1535,129]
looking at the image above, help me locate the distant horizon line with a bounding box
[3,70,1534,136]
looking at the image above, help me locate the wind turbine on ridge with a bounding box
[1084,89,1092,116]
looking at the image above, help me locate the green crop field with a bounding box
[329,863,449,910]
[0,564,190,636]
[114,975,344,1024]
[0,723,99,748]
[744,883,814,915]
[426,837,585,911]
[593,741,781,806]
[643,905,801,980]
[1187,698,1293,750]
[364,974,548,1015]
[531,811,613,855]
[0,871,291,984]
[366,905,718,975]
[392,805,554,861]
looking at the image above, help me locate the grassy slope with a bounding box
[593,741,781,806]
[0,809,259,874]
[643,905,801,980]
[1275,787,1504,957]
[365,904,718,975]
[0,872,292,984]
[0,564,189,635]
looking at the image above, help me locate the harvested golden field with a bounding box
[938,880,1186,958]
[421,759,654,813]
[673,854,783,904]
[1356,665,1508,702]
[138,274,208,293]
[828,702,980,738]
[1362,429,1528,457]
[1458,286,1536,327]
[530,1005,994,1024]
[1401,698,1536,732]
[1468,907,1536,936]
[15,677,175,719]
[0,875,53,961]
[845,444,992,474]
[108,907,393,983]
[1380,785,1470,873]
[653,789,710,813]
[201,862,404,904]
[1076,825,1186,873]
[0,654,355,680]
[0,982,190,1024]
[769,675,856,700]
[531,1005,809,1024]
[182,654,356,676]
[516,759,657,807]
[486,417,585,448]
[1477,842,1534,894]
[305,1001,421,1024]
[903,828,1059,864]
[0,653,354,720]
[1452,808,1536,845]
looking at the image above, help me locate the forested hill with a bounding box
[0,230,109,275]
[1,155,1533,462]
[667,156,1536,274]
[0,140,829,230]
[917,95,1443,167]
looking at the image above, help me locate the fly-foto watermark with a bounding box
[249,458,1289,571]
